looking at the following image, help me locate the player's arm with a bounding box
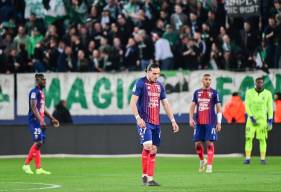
[189,102,196,128]
[130,95,146,128]
[267,91,273,130]
[44,107,59,127]
[245,90,256,124]
[245,91,253,117]
[216,103,222,132]
[161,99,179,133]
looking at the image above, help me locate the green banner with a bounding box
[17,70,281,116]
[0,75,14,119]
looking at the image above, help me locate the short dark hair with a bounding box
[255,77,263,82]
[232,92,239,96]
[145,63,160,72]
[275,92,281,100]
[35,73,45,80]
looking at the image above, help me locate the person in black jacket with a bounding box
[52,100,73,124]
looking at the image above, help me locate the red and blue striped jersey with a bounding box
[28,86,45,122]
[192,88,220,125]
[132,77,166,125]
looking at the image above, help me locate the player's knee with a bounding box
[246,137,253,142]
[151,146,157,154]
[195,142,202,150]
[35,142,43,149]
[206,142,214,149]
[143,144,152,151]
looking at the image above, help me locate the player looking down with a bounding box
[130,63,179,186]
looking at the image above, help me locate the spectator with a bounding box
[112,37,123,70]
[91,49,103,72]
[52,100,73,124]
[189,12,201,35]
[239,21,258,69]
[223,92,246,123]
[210,42,224,69]
[134,30,154,71]
[103,0,120,20]
[76,50,89,72]
[163,24,180,51]
[170,4,188,32]
[13,26,29,53]
[274,92,281,123]
[180,36,199,70]
[152,31,174,70]
[263,17,277,68]
[27,27,44,57]
[124,37,139,71]
[0,0,280,73]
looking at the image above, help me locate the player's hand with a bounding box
[189,118,196,129]
[216,123,222,132]
[51,118,60,128]
[172,121,179,133]
[250,116,257,125]
[267,119,273,131]
[137,118,146,129]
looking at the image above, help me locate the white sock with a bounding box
[207,165,212,169]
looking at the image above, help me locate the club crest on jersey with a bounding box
[208,92,212,98]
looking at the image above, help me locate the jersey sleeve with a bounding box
[132,79,143,96]
[29,90,38,101]
[245,90,253,117]
[214,90,221,104]
[192,90,197,104]
[267,91,273,119]
[160,83,167,100]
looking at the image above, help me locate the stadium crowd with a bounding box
[0,0,281,73]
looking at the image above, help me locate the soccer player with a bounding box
[244,77,273,165]
[22,74,59,175]
[189,74,222,173]
[130,63,179,186]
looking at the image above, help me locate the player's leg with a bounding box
[23,123,41,174]
[23,142,38,174]
[195,141,207,172]
[205,125,216,173]
[244,122,255,164]
[137,124,152,185]
[256,122,268,164]
[206,141,214,173]
[146,125,161,186]
[259,138,267,164]
[193,125,207,172]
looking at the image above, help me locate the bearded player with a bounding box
[130,63,179,186]
[244,77,273,165]
[189,74,222,173]
[22,74,59,175]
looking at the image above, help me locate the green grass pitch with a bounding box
[0,157,281,192]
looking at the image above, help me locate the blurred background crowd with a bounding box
[0,0,280,73]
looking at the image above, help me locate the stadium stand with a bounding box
[0,0,280,73]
